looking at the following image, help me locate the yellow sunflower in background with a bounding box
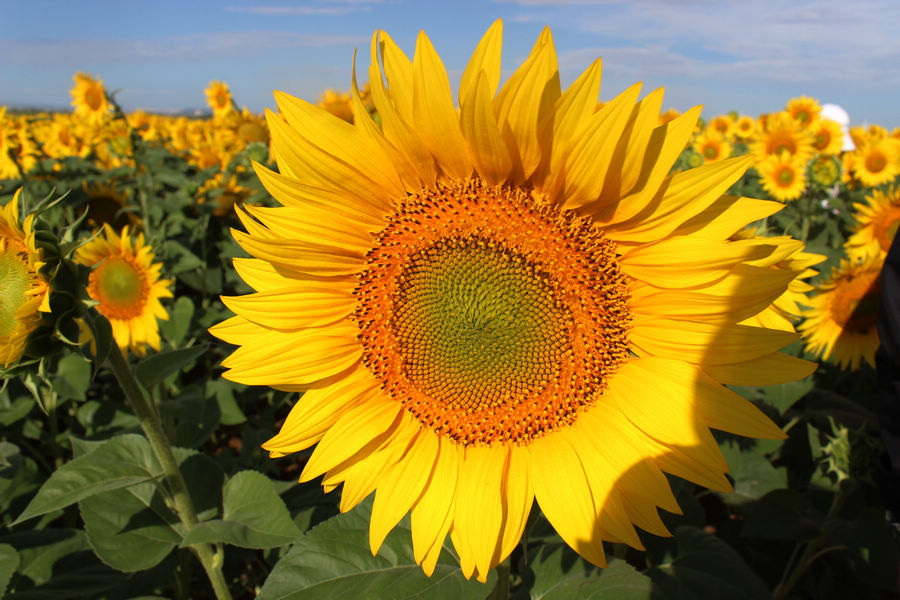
[751,112,814,165]
[76,225,173,356]
[316,89,355,123]
[693,129,732,163]
[757,152,807,202]
[785,96,821,128]
[734,115,756,139]
[708,114,735,138]
[205,81,235,119]
[70,72,111,125]
[852,138,900,187]
[0,190,50,367]
[811,119,844,155]
[800,255,882,370]
[212,21,814,581]
[846,186,900,260]
[658,107,681,126]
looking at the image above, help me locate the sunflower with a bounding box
[811,119,843,155]
[70,72,111,125]
[809,156,840,188]
[851,138,900,187]
[212,22,813,581]
[693,129,732,163]
[205,81,235,119]
[76,225,173,356]
[757,153,807,202]
[317,89,355,123]
[846,186,900,260]
[734,115,756,139]
[785,96,821,128]
[0,190,50,366]
[800,255,882,370]
[751,112,814,165]
[708,114,735,138]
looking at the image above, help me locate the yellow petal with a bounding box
[459,71,512,185]
[370,429,440,554]
[412,30,472,180]
[459,18,503,105]
[530,434,608,567]
[673,195,783,240]
[453,444,508,580]
[412,438,460,575]
[704,352,817,386]
[221,287,354,331]
[630,319,799,366]
[494,26,561,183]
[299,397,402,482]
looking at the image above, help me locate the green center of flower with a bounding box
[91,257,147,319]
[777,166,795,186]
[393,238,570,412]
[703,144,719,160]
[0,247,29,339]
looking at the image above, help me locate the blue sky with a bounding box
[2,0,899,128]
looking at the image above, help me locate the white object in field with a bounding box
[820,103,855,152]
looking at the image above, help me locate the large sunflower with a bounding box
[852,138,900,187]
[212,22,814,581]
[846,185,900,261]
[800,255,882,370]
[76,225,173,356]
[0,190,50,366]
[70,72,111,125]
[751,112,814,165]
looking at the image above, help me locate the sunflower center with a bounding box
[770,137,796,156]
[777,166,796,186]
[829,269,881,331]
[865,151,887,173]
[0,245,30,339]
[703,144,719,160]
[85,88,102,111]
[354,179,632,446]
[89,257,148,319]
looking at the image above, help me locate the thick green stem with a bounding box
[772,480,850,599]
[106,344,232,600]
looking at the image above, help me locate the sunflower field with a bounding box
[1,23,899,600]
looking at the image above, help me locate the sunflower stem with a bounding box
[772,478,851,599]
[106,344,232,600]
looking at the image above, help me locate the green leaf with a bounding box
[51,354,92,401]
[0,543,19,596]
[13,434,158,524]
[79,481,181,572]
[257,498,492,600]
[158,296,194,346]
[719,441,787,504]
[182,470,302,549]
[79,450,223,573]
[740,489,821,541]
[763,378,814,414]
[75,400,140,436]
[134,344,208,390]
[0,529,90,586]
[209,378,246,425]
[649,526,771,600]
[522,543,654,599]
[81,310,114,368]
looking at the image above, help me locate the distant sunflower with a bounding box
[317,89,355,123]
[213,22,813,580]
[785,96,821,128]
[800,256,882,370]
[76,225,172,356]
[70,72,111,125]
[752,112,814,164]
[0,190,50,366]
[693,130,732,163]
[809,156,840,188]
[708,114,735,138]
[846,186,900,260]
[852,138,900,187]
[205,81,234,119]
[811,119,843,155]
[757,153,807,202]
[734,115,756,139]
